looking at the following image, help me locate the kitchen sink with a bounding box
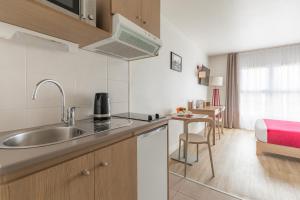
[0,127,87,149]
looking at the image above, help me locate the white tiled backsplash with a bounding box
[0,38,129,133]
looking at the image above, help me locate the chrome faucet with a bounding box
[32,79,76,126]
[67,106,76,126]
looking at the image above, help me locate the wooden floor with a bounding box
[169,173,240,200]
[169,129,300,200]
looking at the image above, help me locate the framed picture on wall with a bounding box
[170,52,182,72]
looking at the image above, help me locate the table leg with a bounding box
[213,115,216,145]
[184,122,189,177]
[221,111,224,134]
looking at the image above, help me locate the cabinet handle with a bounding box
[99,162,109,167]
[81,169,90,176]
[143,21,147,24]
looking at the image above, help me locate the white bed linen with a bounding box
[255,119,267,143]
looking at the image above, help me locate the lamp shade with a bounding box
[210,76,223,87]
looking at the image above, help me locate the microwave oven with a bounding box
[38,0,96,26]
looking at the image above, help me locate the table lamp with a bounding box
[210,76,223,106]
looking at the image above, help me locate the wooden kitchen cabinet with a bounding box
[111,0,141,26]
[95,137,137,200]
[110,0,160,37]
[141,0,160,37]
[0,137,138,200]
[1,153,95,200]
[0,0,111,47]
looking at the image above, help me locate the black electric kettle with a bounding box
[94,93,111,121]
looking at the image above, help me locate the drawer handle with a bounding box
[99,162,109,167]
[81,169,90,176]
[143,21,147,24]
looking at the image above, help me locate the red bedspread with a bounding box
[264,119,300,148]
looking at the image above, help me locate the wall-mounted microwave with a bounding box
[39,0,96,26]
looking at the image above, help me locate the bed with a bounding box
[255,119,300,159]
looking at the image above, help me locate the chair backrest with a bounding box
[220,106,226,112]
[186,117,214,143]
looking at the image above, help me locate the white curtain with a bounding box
[238,44,300,130]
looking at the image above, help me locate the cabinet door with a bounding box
[111,0,142,26]
[0,185,9,200]
[95,137,137,200]
[137,126,168,200]
[5,153,94,200]
[141,0,160,37]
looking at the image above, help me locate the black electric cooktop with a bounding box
[77,118,133,133]
[112,112,164,122]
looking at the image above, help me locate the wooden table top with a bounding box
[171,114,208,121]
[189,105,225,116]
[190,105,225,111]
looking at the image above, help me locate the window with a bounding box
[238,45,300,129]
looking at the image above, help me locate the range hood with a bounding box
[83,14,162,61]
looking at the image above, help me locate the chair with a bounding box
[204,106,225,139]
[178,118,215,177]
[217,106,225,135]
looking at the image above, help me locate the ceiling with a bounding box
[161,0,300,55]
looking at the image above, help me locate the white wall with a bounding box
[0,38,129,133]
[130,16,208,153]
[208,55,227,105]
[0,15,208,154]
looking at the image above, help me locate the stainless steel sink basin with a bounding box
[0,127,87,149]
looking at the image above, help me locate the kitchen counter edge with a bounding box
[0,118,169,184]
